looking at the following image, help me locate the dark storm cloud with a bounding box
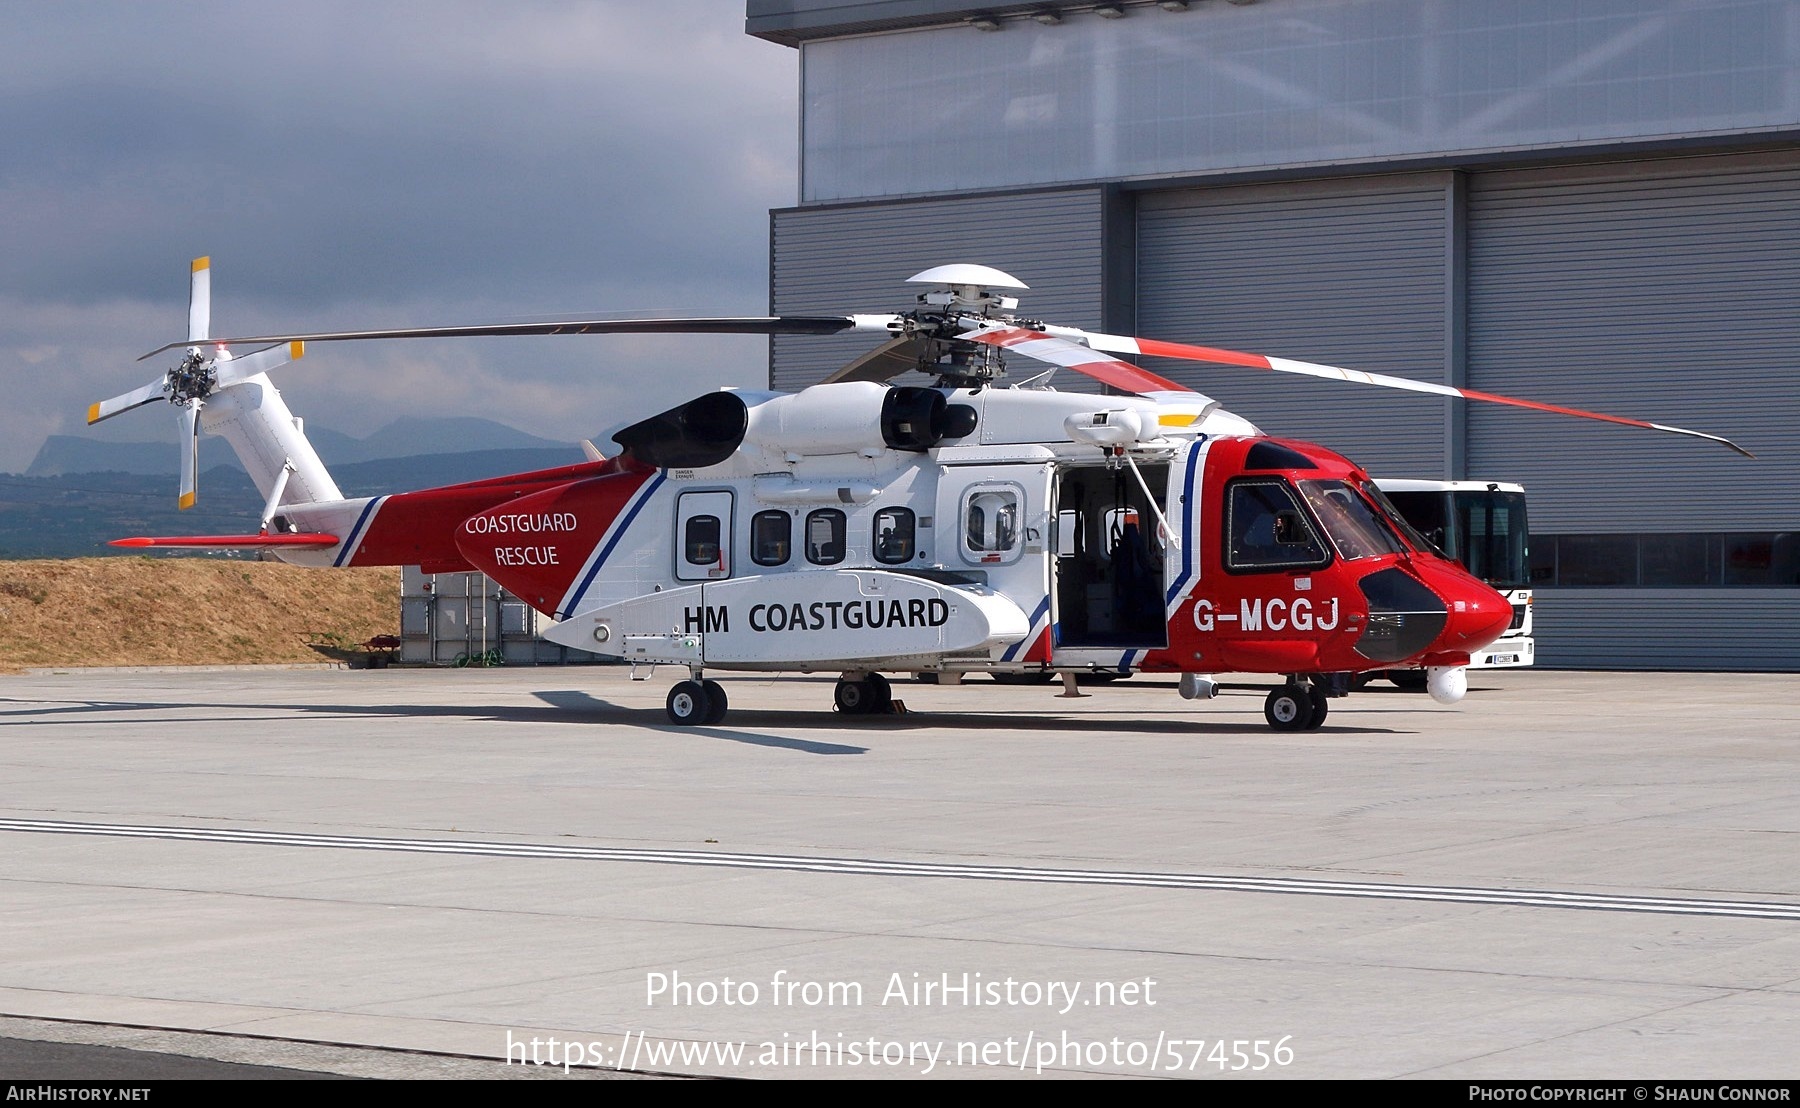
[0,1,798,472]
[5,1,790,307]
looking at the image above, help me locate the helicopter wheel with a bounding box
[834,673,893,716]
[700,679,728,725]
[1305,684,1330,730]
[666,680,713,725]
[1263,685,1313,732]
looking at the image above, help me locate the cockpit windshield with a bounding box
[1297,481,1407,561]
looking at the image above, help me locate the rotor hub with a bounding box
[165,350,217,404]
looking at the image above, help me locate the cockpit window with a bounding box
[1225,479,1330,573]
[1299,481,1406,561]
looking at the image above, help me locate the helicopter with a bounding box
[92,259,1751,730]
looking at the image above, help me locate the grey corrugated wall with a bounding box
[1462,150,1800,672]
[1466,150,1800,532]
[769,189,1108,391]
[1135,173,1453,476]
[1532,590,1799,671]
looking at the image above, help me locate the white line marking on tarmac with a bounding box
[3,817,1797,922]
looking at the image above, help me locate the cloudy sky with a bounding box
[1,0,797,473]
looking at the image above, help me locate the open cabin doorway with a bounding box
[1052,463,1170,649]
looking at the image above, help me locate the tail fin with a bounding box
[195,368,343,512]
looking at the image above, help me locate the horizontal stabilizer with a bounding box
[110,533,340,549]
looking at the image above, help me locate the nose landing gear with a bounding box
[1264,681,1330,731]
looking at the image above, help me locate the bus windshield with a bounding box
[1452,490,1530,589]
[1383,487,1530,589]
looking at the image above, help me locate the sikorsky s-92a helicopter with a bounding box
[93,259,1751,730]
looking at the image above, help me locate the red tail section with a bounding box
[341,458,633,573]
[456,465,661,614]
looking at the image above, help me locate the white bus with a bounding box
[1373,479,1535,684]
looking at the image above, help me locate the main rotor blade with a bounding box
[962,325,1193,396]
[820,333,934,385]
[1044,326,1754,458]
[138,315,896,361]
[177,403,200,510]
[88,377,168,425]
[188,256,211,343]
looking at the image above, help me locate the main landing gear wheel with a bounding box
[700,679,728,725]
[834,673,893,715]
[667,680,710,725]
[1306,684,1330,729]
[1264,685,1319,732]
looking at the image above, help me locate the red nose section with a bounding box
[455,467,655,616]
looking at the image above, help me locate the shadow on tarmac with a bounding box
[0,691,1408,743]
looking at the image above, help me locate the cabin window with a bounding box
[684,515,722,568]
[873,508,916,565]
[961,485,1025,566]
[674,490,734,581]
[806,509,846,565]
[964,490,1018,553]
[1224,479,1330,573]
[751,510,791,567]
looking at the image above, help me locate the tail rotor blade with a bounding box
[213,340,304,389]
[88,377,170,425]
[177,403,200,510]
[188,257,211,343]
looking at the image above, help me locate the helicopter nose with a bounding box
[1351,566,1509,666]
[1429,574,1513,653]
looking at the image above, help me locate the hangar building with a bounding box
[747,0,1800,670]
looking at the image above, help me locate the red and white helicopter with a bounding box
[93,259,1750,729]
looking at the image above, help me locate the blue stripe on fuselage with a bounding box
[332,496,385,567]
[1164,441,1205,608]
[1001,595,1053,662]
[561,471,666,617]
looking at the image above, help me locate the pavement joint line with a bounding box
[5,816,1799,922]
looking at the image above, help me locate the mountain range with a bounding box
[24,416,575,477]
[2,417,595,559]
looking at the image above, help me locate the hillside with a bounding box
[0,447,581,559]
[0,558,400,671]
